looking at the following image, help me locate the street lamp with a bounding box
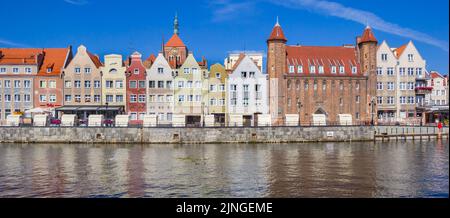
[297,99,303,126]
[369,98,376,126]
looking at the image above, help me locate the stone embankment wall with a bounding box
[0,126,374,144]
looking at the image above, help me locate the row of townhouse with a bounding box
[1,16,447,126]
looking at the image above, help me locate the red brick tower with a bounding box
[267,18,288,124]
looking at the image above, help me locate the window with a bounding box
[356,95,360,103]
[187,81,193,88]
[178,95,185,102]
[116,80,123,88]
[387,96,394,104]
[94,95,101,103]
[400,82,406,90]
[408,54,414,62]
[149,95,155,102]
[399,68,406,76]
[75,68,81,74]
[14,94,20,102]
[387,82,394,90]
[84,68,91,73]
[289,65,295,73]
[65,81,72,88]
[106,80,114,88]
[130,113,137,120]
[249,72,255,78]
[129,81,137,88]
[139,81,146,88]
[377,96,383,104]
[0,68,6,73]
[49,80,56,88]
[158,81,164,88]
[318,66,324,74]
[387,68,394,76]
[210,85,216,92]
[331,66,337,74]
[195,81,201,88]
[216,73,221,78]
[24,94,31,102]
[377,82,383,90]
[309,66,315,74]
[149,81,156,88]
[313,80,318,90]
[184,68,190,74]
[352,66,357,74]
[298,65,304,73]
[178,81,184,88]
[210,98,216,106]
[84,81,91,88]
[109,68,117,74]
[195,95,201,102]
[219,84,225,91]
[158,68,164,74]
[138,95,146,102]
[75,95,81,103]
[65,95,72,102]
[407,82,415,90]
[85,95,91,102]
[339,66,345,74]
[14,80,21,88]
[49,95,56,102]
[74,80,81,88]
[166,95,173,102]
[130,94,137,102]
[381,53,388,61]
[12,67,19,73]
[377,67,382,75]
[4,80,10,88]
[134,69,139,74]
[166,81,172,89]
[25,67,32,73]
[94,81,101,88]
[416,68,422,77]
[192,68,198,74]
[116,95,123,102]
[4,94,11,102]
[400,96,406,104]
[241,71,247,78]
[106,95,113,102]
[39,80,46,88]
[408,96,415,104]
[46,68,52,73]
[322,81,327,90]
[39,95,46,102]
[356,82,360,90]
[407,68,414,76]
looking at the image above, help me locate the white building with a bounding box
[376,40,428,124]
[428,71,448,106]
[224,52,264,72]
[146,53,174,125]
[226,54,268,126]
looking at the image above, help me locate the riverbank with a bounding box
[0,126,448,144]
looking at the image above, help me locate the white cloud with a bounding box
[209,0,255,22]
[64,0,88,5]
[268,0,449,52]
[0,38,29,47]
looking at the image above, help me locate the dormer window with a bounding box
[331,65,337,74]
[134,69,139,74]
[289,65,295,73]
[46,68,52,73]
[339,66,345,74]
[318,65,324,74]
[309,65,315,74]
[352,66,357,74]
[408,54,414,62]
[297,65,303,73]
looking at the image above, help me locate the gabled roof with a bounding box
[430,71,445,79]
[38,48,72,76]
[143,54,156,68]
[359,26,378,43]
[267,22,287,42]
[393,44,408,58]
[0,48,43,65]
[165,34,186,47]
[87,51,103,68]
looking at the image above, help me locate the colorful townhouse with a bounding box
[0,48,43,121]
[34,47,73,110]
[207,63,227,126]
[100,54,127,113]
[227,54,268,126]
[126,52,147,123]
[57,45,103,120]
[146,53,174,125]
[376,40,428,124]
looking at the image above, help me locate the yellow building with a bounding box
[207,63,227,125]
[100,54,127,109]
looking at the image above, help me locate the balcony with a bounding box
[415,87,433,95]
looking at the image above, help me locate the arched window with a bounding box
[287,79,291,90]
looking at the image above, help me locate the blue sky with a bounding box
[1,0,448,74]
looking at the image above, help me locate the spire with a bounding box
[267,17,287,43]
[174,12,179,35]
[275,16,280,27]
[359,25,377,44]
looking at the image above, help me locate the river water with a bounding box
[0,140,448,198]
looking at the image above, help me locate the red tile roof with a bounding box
[430,71,444,79]
[37,48,72,76]
[230,53,246,72]
[87,51,103,68]
[285,45,360,76]
[165,34,186,47]
[143,54,156,68]
[393,44,407,58]
[267,23,287,42]
[0,48,43,65]
[360,26,378,43]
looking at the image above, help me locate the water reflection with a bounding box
[0,140,447,198]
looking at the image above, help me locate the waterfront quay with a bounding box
[0,125,448,144]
